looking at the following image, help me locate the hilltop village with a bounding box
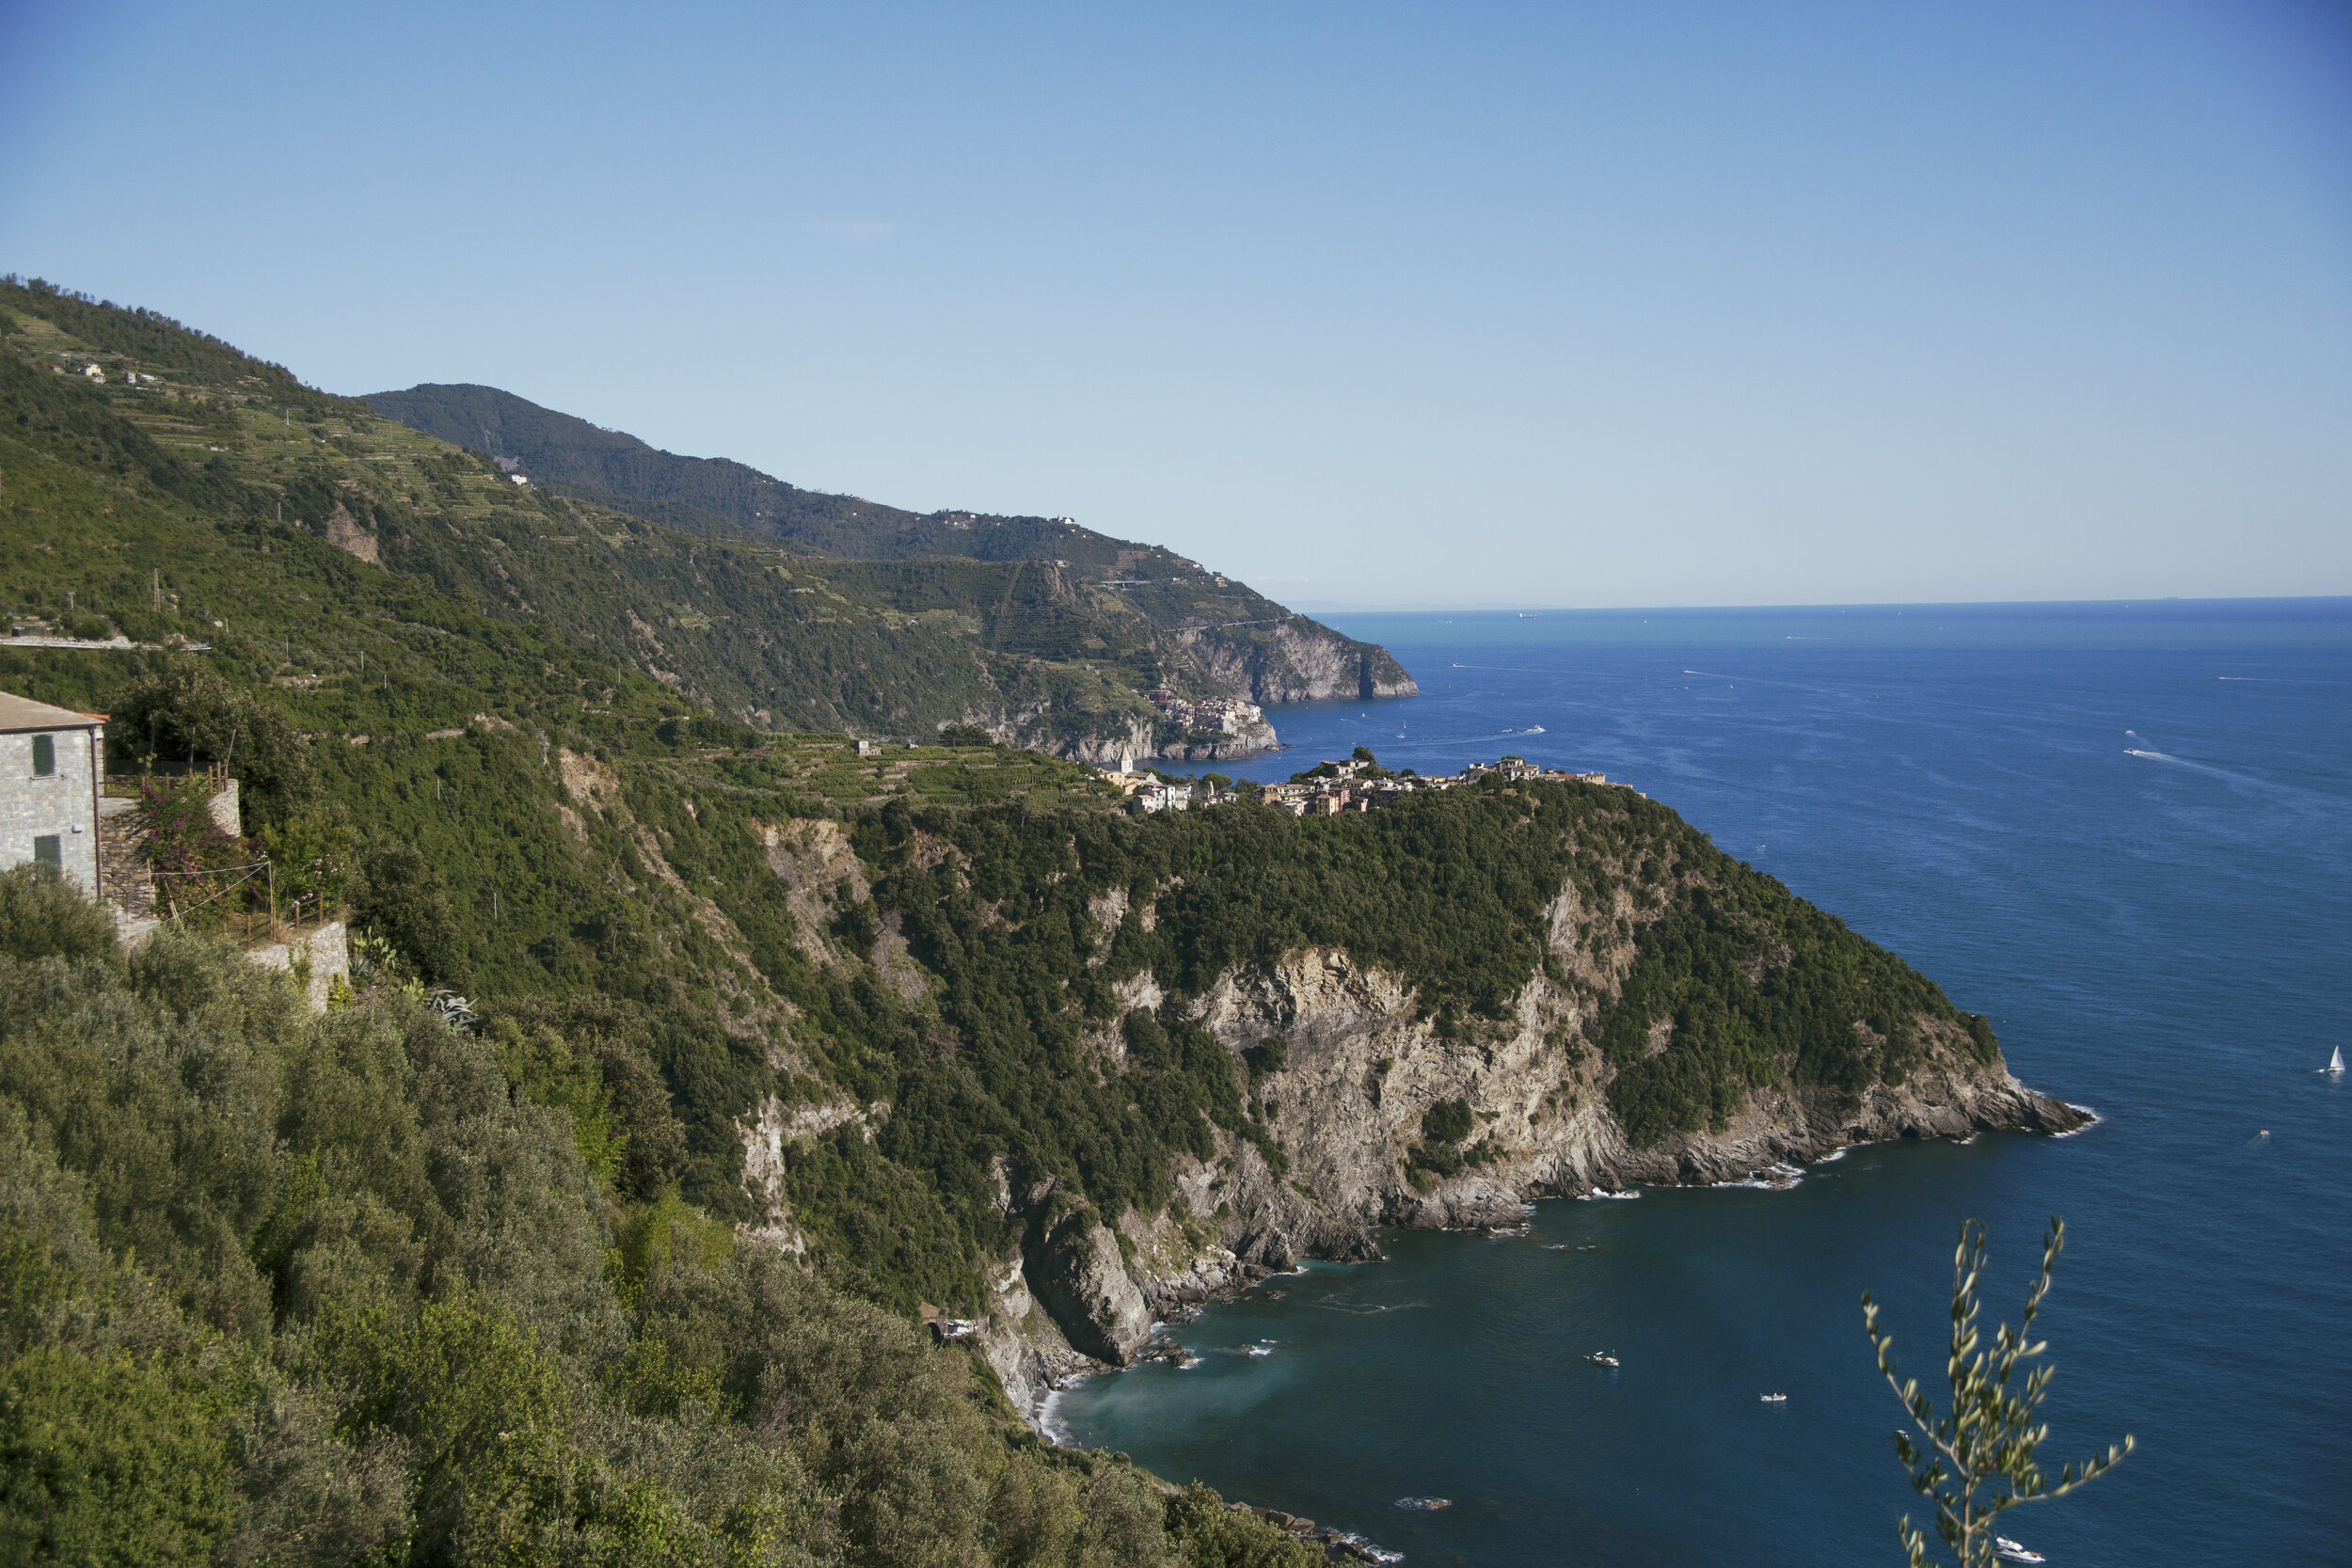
[1098,751,1615,814]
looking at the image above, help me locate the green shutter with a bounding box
[31,734,55,776]
[32,835,61,866]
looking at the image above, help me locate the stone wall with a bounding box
[245,919,349,1015]
[207,779,240,835]
[0,726,102,894]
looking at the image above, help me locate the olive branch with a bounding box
[1862,1217,2132,1568]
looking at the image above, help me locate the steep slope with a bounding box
[365,380,905,547]
[0,281,1204,753]
[0,277,2083,1445]
[367,381,1418,722]
[498,753,2084,1421]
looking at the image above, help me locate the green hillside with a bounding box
[0,277,2001,1565]
[366,381,1416,712]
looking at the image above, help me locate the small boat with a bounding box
[1994,1538,2044,1564]
[1526,724,1544,734]
[1758,1393,1787,1403]
[2325,1046,2345,1075]
[1589,1352,1619,1367]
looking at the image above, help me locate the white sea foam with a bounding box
[2051,1103,2102,1138]
[1715,1162,1804,1191]
[1812,1146,1851,1164]
[1241,1343,1274,1356]
[1578,1187,1642,1200]
[1035,1386,1078,1445]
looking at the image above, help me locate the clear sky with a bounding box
[4,1,2348,608]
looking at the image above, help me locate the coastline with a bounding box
[1045,1120,2087,1566]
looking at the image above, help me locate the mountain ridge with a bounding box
[0,276,1408,762]
[364,379,1417,751]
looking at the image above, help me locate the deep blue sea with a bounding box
[1059,601,2352,1568]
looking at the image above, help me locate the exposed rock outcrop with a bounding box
[1178,620,1419,705]
[734,852,2077,1434]
[1025,1215,1154,1365]
[323,501,380,565]
[972,901,2080,1425]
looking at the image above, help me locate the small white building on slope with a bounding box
[0,691,106,895]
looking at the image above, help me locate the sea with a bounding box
[1056,600,2352,1568]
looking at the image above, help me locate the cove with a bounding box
[1076,603,2352,1567]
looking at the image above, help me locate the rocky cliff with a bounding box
[681,767,2079,1433]
[961,889,2079,1428]
[1045,709,1283,768]
[1177,620,1419,705]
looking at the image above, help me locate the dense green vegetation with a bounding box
[592,770,1982,1305]
[0,865,1321,1566]
[1593,868,1997,1147]
[0,277,2008,1564]
[2,278,1403,752]
[363,380,1412,705]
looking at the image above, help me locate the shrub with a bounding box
[351,837,469,987]
[1242,1038,1287,1081]
[108,662,315,830]
[1421,1098,1473,1144]
[0,863,118,964]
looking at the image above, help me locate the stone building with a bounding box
[0,691,106,895]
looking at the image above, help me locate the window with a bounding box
[31,735,54,776]
[32,836,60,866]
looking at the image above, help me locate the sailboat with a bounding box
[2325,1045,2344,1076]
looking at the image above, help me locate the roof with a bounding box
[0,691,106,735]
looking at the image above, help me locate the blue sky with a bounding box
[4,1,2347,607]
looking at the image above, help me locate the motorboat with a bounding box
[1995,1537,2045,1564]
[1589,1352,1619,1367]
[1758,1393,1787,1402]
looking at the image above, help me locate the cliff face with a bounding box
[1178,621,1420,705]
[965,888,2079,1427]
[1042,710,1283,767]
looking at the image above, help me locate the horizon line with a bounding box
[1285,594,2352,616]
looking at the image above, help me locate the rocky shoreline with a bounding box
[976,1067,2088,1436]
[983,1098,2082,1563]
[771,852,2092,1509]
